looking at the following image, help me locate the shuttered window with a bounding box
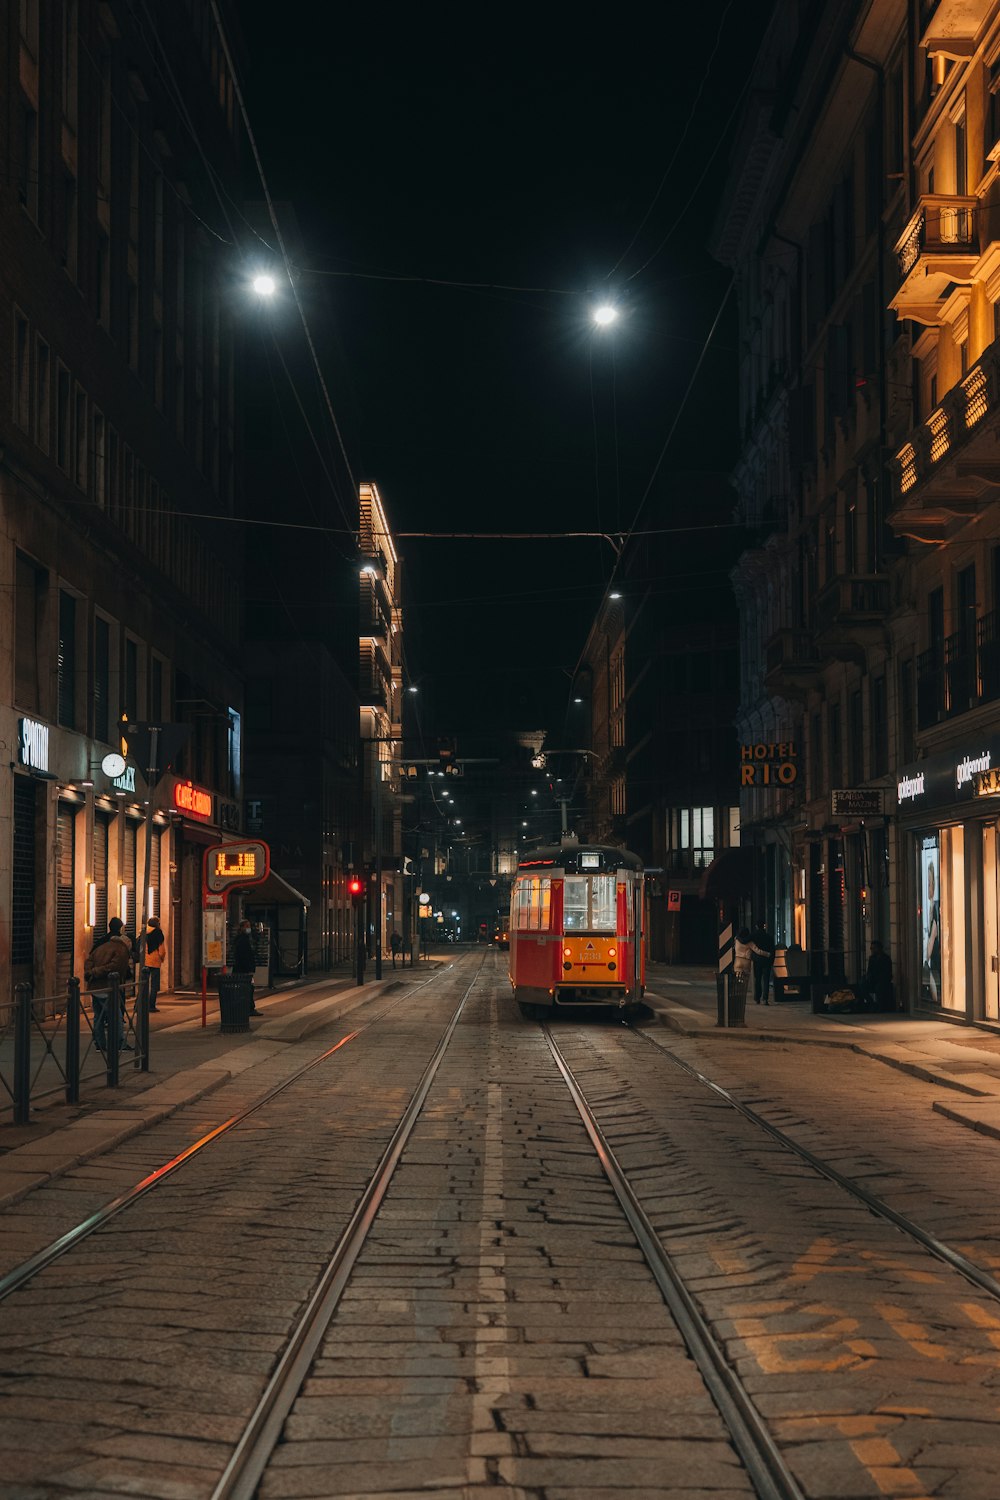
[12,779,37,967]
[93,812,110,936]
[56,804,75,986]
[122,819,137,936]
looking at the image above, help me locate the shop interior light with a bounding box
[86,882,97,928]
[119,885,128,924]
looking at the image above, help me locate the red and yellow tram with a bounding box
[508,841,645,1017]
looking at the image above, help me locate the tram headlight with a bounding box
[608,947,617,957]
[563,947,572,957]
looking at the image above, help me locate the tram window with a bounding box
[564,875,617,931]
[514,876,551,930]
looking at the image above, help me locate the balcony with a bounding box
[916,616,1000,729]
[764,628,823,696]
[813,575,890,663]
[891,195,978,325]
[890,348,1000,534]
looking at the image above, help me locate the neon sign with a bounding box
[174,780,213,820]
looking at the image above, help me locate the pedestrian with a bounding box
[750,918,775,1005]
[855,939,894,1011]
[84,917,134,1052]
[142,915,165,1011]
[733,926,768,1014]
[390,929,402,969]
[233,918,259,1014]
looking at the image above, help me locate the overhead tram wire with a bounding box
[209,0,360,537]
[604,0,737,283]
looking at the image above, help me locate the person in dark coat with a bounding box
[750,920,775,1005]
[857,940,894,1011]
[390,930,402,969]
[85,917,134,1052]
[233,919,259,1014]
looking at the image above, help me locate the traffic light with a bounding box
[348,876,364,907]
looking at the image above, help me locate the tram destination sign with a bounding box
[831,789,884,819]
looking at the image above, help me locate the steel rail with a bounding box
[543,1024,806,1500]
[210,957,485,1500]
[632,1023,1000,1305]
[0,962,453,1304]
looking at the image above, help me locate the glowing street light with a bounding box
[593,304,618,327]
[252,273,277,297]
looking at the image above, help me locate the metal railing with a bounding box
[1,976,149,1126]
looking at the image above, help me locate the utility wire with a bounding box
[208,0,360,532]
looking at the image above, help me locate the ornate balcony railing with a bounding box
[814,575,890,637]
[891,350,1000,508]
[895,194,977,277]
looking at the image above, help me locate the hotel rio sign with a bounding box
[740,739,798,787]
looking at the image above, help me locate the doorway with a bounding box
[983,823,1000,1022]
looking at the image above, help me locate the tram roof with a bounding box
[516,843,643,873]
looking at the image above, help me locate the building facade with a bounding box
[3,0,246,999]
[716,0,1000,1019]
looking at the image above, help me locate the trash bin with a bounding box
[218,974,254,1034]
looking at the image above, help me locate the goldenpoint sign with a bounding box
[896,740,1000,810]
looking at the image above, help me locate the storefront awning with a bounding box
[699,846,755,901]
[245,870,311,908]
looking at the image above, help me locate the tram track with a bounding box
[0,959,460,1303]
[542,1020,806,1500]
[628,1019,1000,1304]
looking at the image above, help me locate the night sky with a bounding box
[234,3,769,745]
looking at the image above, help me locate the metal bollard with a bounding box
[106,975,120,1087]
[13,983,32,1125]
[66,978,81,1104]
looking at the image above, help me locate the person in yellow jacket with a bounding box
[143,915,165,1011]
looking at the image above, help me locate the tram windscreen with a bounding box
[563,875,617,931]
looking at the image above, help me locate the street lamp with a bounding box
[593,304,618,327]
[252,273,276,297]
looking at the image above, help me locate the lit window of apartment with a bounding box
[668,808,715,870]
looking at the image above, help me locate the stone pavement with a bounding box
[643,961,1000,1145]
[0,956,445,1210]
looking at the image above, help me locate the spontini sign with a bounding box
[740,741,798,787]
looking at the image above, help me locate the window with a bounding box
[123,636,139,723]
[15,551,45,712]
[150,655,164,719]
[513,876,551,932]
[34,335,49,451]
[14,307,31,432]
[58,590,76,729]
[668,807,715,870]
[61,172,78,280]
[91,410,106,505]
[899,656,916,762]
[74,385,87,489]
[871,676,888,777]
[56,362,71,471]
[61,0,78,130]
[829,699,843,786]
[563,875,616,931]
[94,616,111,742]
[13,310,30,431]
[18,100,38,220]
[848,688,864,784]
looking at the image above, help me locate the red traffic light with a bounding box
[348,877,363,897]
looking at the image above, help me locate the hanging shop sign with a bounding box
[832,788,884,819]
[895,735,1000,812]
[205,840,270,893]
[740,740,798,787]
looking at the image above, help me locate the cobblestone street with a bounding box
[3,956,1000,1497]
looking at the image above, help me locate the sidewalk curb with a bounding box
[0,1064,233,1211]
[646,992,1000,1106]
